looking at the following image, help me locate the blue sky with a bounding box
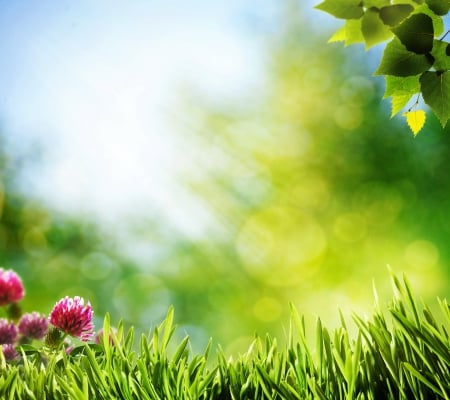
[0,1,325,240]
[0,1,270,223]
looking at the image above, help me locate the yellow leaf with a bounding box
[402,110,426,136]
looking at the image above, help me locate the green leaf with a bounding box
[384,75,420,116]
[329,19,365,46]
[391,93,414,116]
[420,71,450,126]
[384,74,421,98]
[425,0,450,15]
[403,362,442,394]
[375,37,434,76]
[361,9,393,48]
[315,0,364,19]
[363,0,390,6]
[431,40,450,71]
[379,4,414,26]
[413,4,444,36]
[392,13,434,54]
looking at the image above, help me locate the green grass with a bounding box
[1,274,449,399]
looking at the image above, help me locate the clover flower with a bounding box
[49,296,94,341]
[0,319,18,344]
[18,312,48,340]
[0,269,24,306]
[1,344,19,361]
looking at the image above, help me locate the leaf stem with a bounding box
[409,94,421,112]
[441,29,450,41]
[414,93,420,106]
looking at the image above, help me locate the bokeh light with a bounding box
[0,1,448,354]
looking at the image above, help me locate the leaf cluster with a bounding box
[316,0,450,133]
[0,275,449,399]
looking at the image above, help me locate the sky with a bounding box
[0,0,291,238]
[3,1,435,242]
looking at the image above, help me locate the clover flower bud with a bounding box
[45,326,64,348]
[0,319,18,344]
[2,344,19,361]
[19,312,49,340]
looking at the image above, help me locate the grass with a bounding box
[0,274,449,399]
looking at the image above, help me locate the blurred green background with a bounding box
[0,1,449,353]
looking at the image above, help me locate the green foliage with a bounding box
[420,71,450,125]
[316,0,365,19]
[426,0,450,16]
[391,13,433,54]
[0,276,448,399]
[379,5,414,27]
[316,0,450,133]
[375,38,434,76]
